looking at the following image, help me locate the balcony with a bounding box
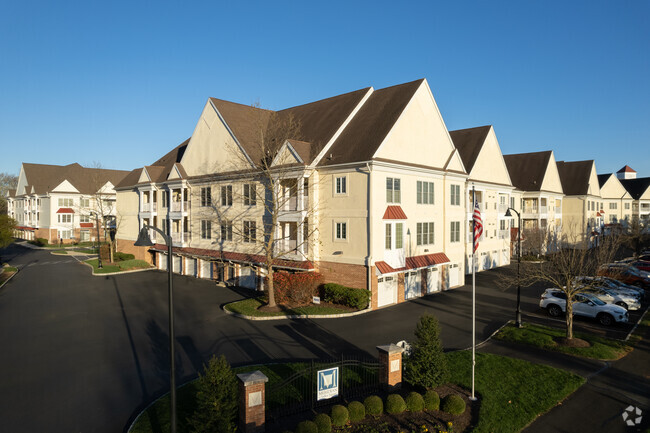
[140,202,157,214]
[467,232,485,243]
[170,201,190,212]
[171,232,191,246]
[498,203,509,213]
[498,230,510,239]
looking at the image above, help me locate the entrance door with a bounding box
[80,230,90,242]
[427,267,440,293]
[239,267,257,289]
[405,271,421,299]
[377,276,398,307]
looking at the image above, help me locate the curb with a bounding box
[625,304,649,342]
[0,267,20,290]
[80,260,155,277]
[222,302,373,321]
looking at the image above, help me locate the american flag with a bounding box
[473,198,483,253]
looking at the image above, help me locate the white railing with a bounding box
[170,201,190,212]
[276,239,297,254]
[539,206,548,214]
[498,230,510,239]
[282,196,298,211]
[141,202,157,213]
[498,203,509,213]
[467,232,485,243]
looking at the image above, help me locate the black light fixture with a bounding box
[505,207,523,328]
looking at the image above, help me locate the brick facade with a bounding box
[377,344,404,390]
[370,267,379,310]
[116,239,154,263]
[237,371,268,433]
[317,261,368,289]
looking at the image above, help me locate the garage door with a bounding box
[239,267,257,289]
[200,260,212,279]
[449,264,460,287]
[159,253,168,271]
[405,271,421,299]
[427,267,440,293]
[172,255,182,274]
[185,258,197,277]
[377,275,397,307]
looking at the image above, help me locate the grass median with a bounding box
[85,258,151,274]
[224,296,359,317]
[493,322,633,360]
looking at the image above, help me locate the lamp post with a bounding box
[89,211,103,269]
[135,223,176,433]
[505,207,522,328]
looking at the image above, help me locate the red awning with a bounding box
[375,252,451,274]
[56,208,75,214]
[382,205,407,220]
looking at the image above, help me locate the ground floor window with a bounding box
[58,230,73,239]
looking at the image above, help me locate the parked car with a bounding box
[574,276,644,299]
[580,286,641,310]
[597,263,650,290]
[617,258,650,273]
[540,289,628,326]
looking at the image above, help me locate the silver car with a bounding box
[540,290,629,326]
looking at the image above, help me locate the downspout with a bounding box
[366,162,373,302]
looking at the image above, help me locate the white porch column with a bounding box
[297,177,304,211]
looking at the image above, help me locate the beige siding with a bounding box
[116,190,140,241]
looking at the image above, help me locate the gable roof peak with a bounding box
[617,165,636,173]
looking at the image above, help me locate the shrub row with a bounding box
[273,271,323,305]
[114,252,135,262]
[322,283,370,310]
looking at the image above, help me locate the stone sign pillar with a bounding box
[377,344,405,390]
[237,371,269,433]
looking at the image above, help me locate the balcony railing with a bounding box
[170,201,190,212]
[498,230,510,239]
[276,239,297,254]
[140,202,157,213]
[467,232,485,243]
[282,196,298,211]
[171,232,191,244]
[498,203,509,213]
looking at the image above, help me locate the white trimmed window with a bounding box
[201,220,212,239]
[58,198,74,207]
[221,221,233,241]
[80,198,90,208]
[417,222,435,246]
[162,191,169,208]
[200,187,212,207]
[244,184,257,206]
[417,181,434,204]
[609,202,617,210]
[243,221,256,243]
[450,185,460,206]
[384,222,403,249]
[386,178,401,203]
[450,221,460,243]
[58,214,72,223]
[221,185,233,206]
[80,215,91,223]
[335,222,347,240]
[625,203,630,210]
[335,176,347,195]
[385,224,391,249]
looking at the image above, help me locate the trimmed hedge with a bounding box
[386,394,407,415]
[424,390,440,411]
[295,420,318,433]
[322,283,370,310]
[313,413,331,433]
[441,394,466,415]
[331,404,349,427]
[364,395,383,416]
[347,401,365,422]
[405,391,425,412]
[36,238,49,246]
[114,252,135,262]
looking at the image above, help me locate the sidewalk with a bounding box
[479,320,650,432]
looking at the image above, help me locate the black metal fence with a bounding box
[265,355,381,420]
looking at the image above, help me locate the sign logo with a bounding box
[622,405,642,426]
[317,367,339,401]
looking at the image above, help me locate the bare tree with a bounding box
[0,172,18,214]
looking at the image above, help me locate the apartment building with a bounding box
[116,78,480,309]
[597,173,634,224]
[449,126,514,273]
[6,163,128,243]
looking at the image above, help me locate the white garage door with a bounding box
[405,271,421,299]
[159,253,167,271]
[449,263,460,287]
[200,260,212,279]
[172,255,182,274]
[501,249,510,266]
[377,275,397,307]
[239,267,257,289]
[427,267,440,293]
[185,258,197,277]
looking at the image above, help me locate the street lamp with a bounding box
[135,224,177,433]
[89,211,103,269]
[505,207,522,328]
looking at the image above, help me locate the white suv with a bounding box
[540,289,629,326]
[581,286,641,311]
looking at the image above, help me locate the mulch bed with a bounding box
[267,384,476,433]
[555,337,591,348]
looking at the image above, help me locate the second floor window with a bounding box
[417,222,434,245]
[335,176,347,195]
[80,198,90,208]
[450,221,460,243]
[243,221,256,243]
[162,191,169,208]
[417,181,434,204]
[386,178,401,203]
[221,185,233,206]
[244,184,257,206]
[625,203,630,210]
[200,187,212,207]
[609,202,617,210]
[220,221,233,241]
[58,198,74,207]
[201,220,211,239]
[335,222,347,240]
[450,185,460,206]
[80,215,91,223]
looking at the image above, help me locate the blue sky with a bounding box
[1,0,648,177]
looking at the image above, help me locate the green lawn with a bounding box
[447,351,585,433]
[494,323,633,360]
[85,259,151,274]
[129,351,584,433]
[225,297,359,317]
[50,250,68,254]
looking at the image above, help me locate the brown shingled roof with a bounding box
[503,151,552,192]
[375,252,450,274]
[116,138,190,189]
[20,163,129,195]
[449,126,492,174]
[556,160,594,196]
[620,177,650,200]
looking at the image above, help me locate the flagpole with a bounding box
[471,185,477,401]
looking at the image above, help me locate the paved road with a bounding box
[0,242,642,432]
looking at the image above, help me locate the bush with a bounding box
[404,314,449,389]
[406,391,425,412]
[295,420,318,433]
[272,271,323,305]
[313,413,331,433]
[322,283,370,309]
[385,394,407,414]
[424,390,440,411]
[347,401,366,422]
[441,394,466,415]
[187,355,238,433]
[36,238,48,246]
[114,252,135,262]
[331,404,349,427]
[364,395,383,416]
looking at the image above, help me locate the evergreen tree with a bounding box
[403,314,449,389]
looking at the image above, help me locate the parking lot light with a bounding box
[505,207,523,328]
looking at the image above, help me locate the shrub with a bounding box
[295,420,318,433]
[187,355,238,433]
[114,252,135,262]
[313,413,331,433]
[36,238,48,246]
[331,404,349,427]
[441,394,466,415]
[272,271,323,305]
[405,391,425,412]
[347,401,366,422]
[424,390,440,411]
[385,394,407,414]
[322,283,370,309]
[364,395,383,416]
[404,314,449,389]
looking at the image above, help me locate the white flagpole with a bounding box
[471,185,477,401]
